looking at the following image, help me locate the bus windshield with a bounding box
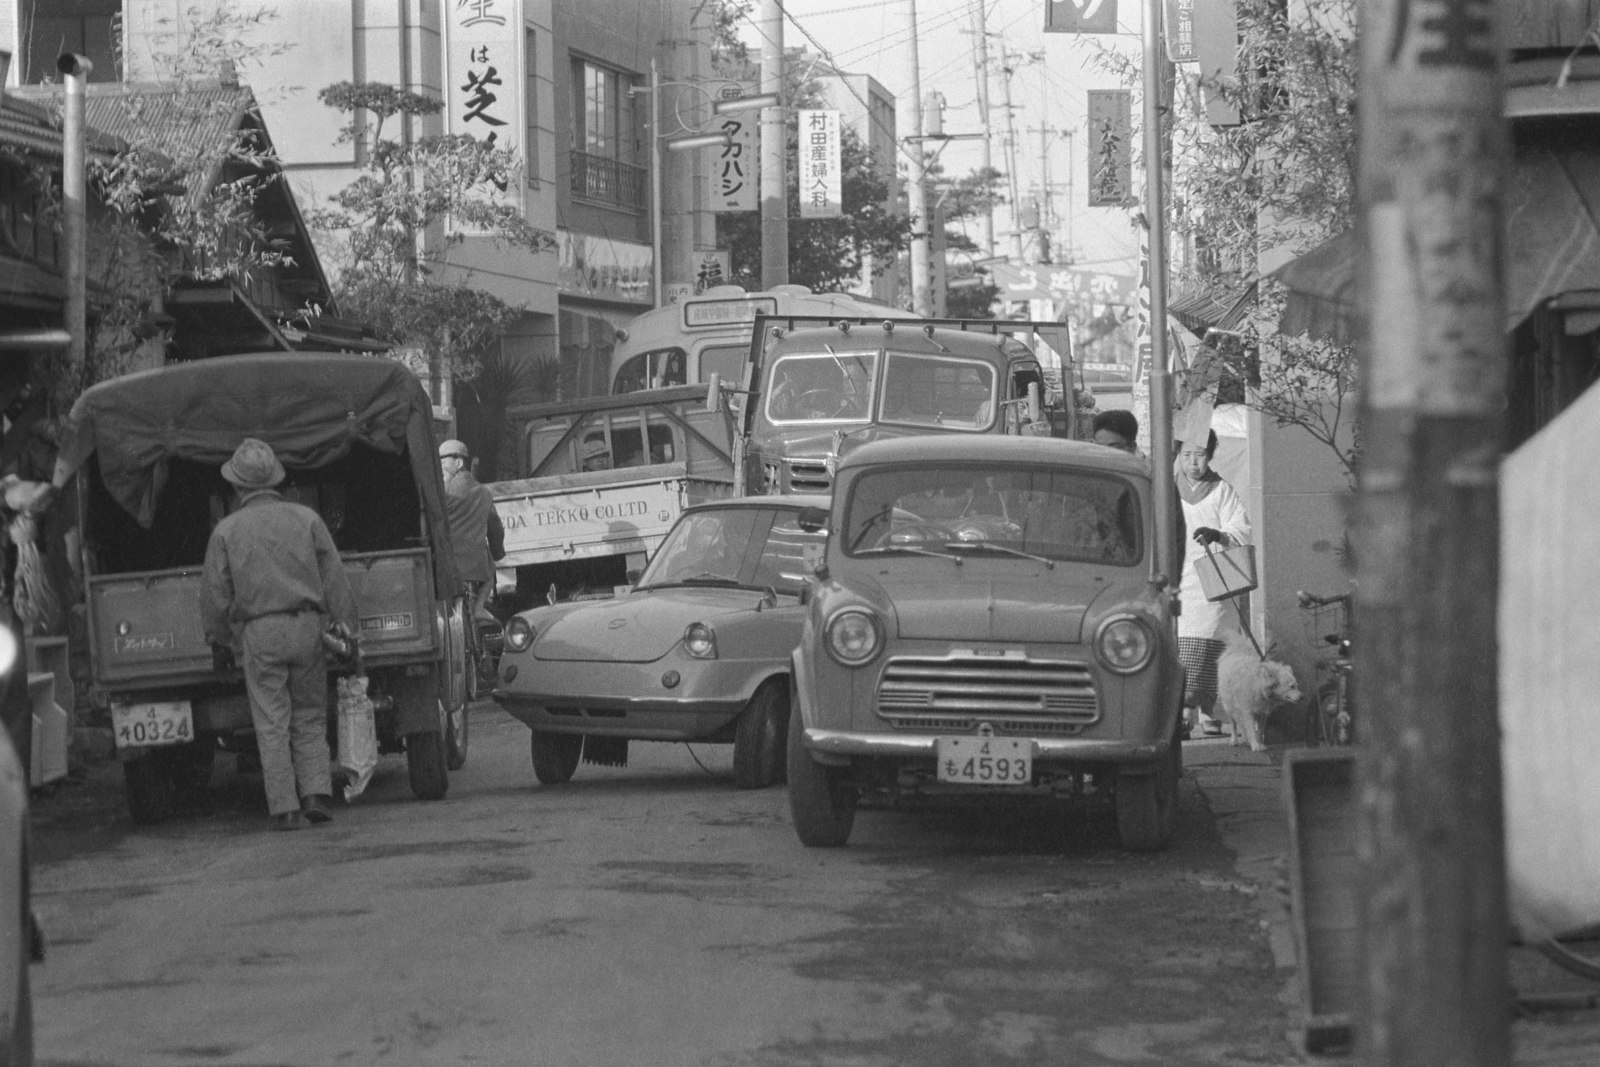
[763,352,877,424]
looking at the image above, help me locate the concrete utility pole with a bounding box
[1355,3,1510,1065]
[1139,0,1175,588]
[999,48,1024,261]
[758,0,788,289]
[970,0,995,257]
[58,53,92,380]
[906,0,932,316]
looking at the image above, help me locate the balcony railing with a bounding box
[570,151,647,212]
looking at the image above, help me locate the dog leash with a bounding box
[1231,597,1266,660]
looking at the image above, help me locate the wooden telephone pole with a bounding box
[1355,2,1510,1063]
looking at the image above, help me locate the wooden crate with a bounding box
[1284,747,1359,1053]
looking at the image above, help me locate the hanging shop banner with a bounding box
[1044,0,1118,34]
[443,0,525,234]
[1086,89,1133,206]
[1194,0,1241,126]
[1165,0,1198,61]
[557,230,652,305]
[710,113,758,211]
[798,110,842,219]
[989,263,1137,306]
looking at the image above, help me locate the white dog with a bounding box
[1213,632,1302,751]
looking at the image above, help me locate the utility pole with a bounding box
[1355,2,1510,1064]
[1037,62,1052,259]
[758,0,788,289]
[1138,0,1176,591]
[58,53,92,382]
[906,0,932,316]
[998,47,1024,261]
[970,0,995,257]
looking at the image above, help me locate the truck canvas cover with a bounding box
[53,352,461,595]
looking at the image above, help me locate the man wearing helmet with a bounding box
[438,440,505,620]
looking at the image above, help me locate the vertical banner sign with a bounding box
[444,0,525,234]
[1044,0,1118,34]
[710,112,758,213]
[1165,0,1197,62]
[1194,0,1241,125]
[1086,89,1133,206]
[798,110,842,219]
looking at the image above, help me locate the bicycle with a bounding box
[1297,588,1353,746]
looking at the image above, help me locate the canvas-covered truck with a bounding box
[52,354,473,823]
[489,383,740,610]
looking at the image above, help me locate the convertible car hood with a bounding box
[531,588,772,663]
[886,572,1123,644]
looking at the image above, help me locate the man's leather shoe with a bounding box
[272,811,305,831]
[301,795,335,825]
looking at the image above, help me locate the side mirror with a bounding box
[796,505,828,532]
[705,372,722,412]
[1027,382,1043,424]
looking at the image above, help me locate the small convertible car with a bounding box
[786,435,1186,851]
[492,496,829,789]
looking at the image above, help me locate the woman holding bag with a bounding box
[1175,429,1252,738]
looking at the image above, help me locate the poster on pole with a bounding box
[1165,0,1198,62]
[798,109,842,219]
[1044,0,1118,34]
[1086,89,1133,206]
[692,250,732,293]
[443,0,525,234]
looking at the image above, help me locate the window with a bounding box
[22,1,119,83]
[524,27,540,187]
[570,58,645,209]
[573,59,634,162]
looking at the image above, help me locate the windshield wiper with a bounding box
[855,544,961,563]
[943,542,1055,568]
[640,574,744,590]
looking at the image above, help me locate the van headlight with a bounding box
[825,609,882,666]
[504,617,535,653]
[1094,614,1153,674]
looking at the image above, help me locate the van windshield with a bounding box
[842,463,1143,566]
[763,352,876,424]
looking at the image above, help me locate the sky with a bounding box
[736,0,1149,277]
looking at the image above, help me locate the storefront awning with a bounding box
[1272,144,1600,343]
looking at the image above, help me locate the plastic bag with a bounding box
[336,673,379,800]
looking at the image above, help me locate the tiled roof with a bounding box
[0,91,123,158]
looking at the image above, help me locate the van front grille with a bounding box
[877,653,1099,733]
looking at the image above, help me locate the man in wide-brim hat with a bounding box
[202,438,358,831]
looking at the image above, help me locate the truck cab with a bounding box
[744,317,1080,495]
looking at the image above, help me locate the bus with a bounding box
[608,284,920,396]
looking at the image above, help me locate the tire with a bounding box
[123,750,178,825]
[530,730,583,785]
[175,737,216,795]
[405,699,450,800]
[446,701,469,772]
[785,705,856,846]
[732,682,789,789]
[1115,735,1181,852]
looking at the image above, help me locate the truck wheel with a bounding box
[123,751,177,825]
[176,737,216,795]
[733,682,788,789]
[1115,738,1181,852]
[785,707,855,846]
[406,701,450,801]
[446,702,469,771]
[530,730,582,784]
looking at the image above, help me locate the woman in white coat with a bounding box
[1175,430,1252,737]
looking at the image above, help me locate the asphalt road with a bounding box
[28,704,1298,1067]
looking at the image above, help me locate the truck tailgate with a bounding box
[87,549,438,688]
[493,474,733,567]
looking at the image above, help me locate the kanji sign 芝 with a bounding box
[444,0,525,233]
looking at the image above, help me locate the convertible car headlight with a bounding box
[504,617,535,653]
[825,609,882,666]
[683,621,718,659]
[1095,615,1153,675]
